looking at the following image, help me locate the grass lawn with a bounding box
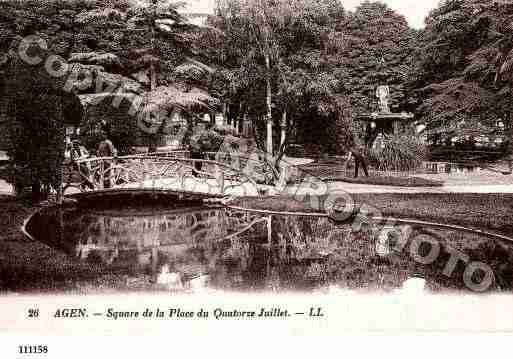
[230,193,513,237]
[0,196,133,293]
[297,162,443,187]
[323,175,443,187]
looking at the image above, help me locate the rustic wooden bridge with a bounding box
[63,152,280,199]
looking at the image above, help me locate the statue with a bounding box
[376,85,390,113]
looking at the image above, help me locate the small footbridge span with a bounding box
[63,151,281,200]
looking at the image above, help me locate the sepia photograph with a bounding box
[0,0,513,352]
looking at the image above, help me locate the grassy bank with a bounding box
[324,175,443,187]
[297,162,443,187]
[0,196,118,292]
[230,193,513,237]
[351,193,513,236]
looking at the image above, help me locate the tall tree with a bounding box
[413,0,513,170]
[0,0,218,153]
[209,0,350,160]
[213,0,283,155]
[3,44,82,199]
[330,1,419,117]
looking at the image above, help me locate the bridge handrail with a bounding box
[65,154,271,196]
[203,151,280,184]
[74,155,265,168]
[71,152,279,185]
[134,150,190,158]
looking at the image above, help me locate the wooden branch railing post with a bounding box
[99,160,105,190]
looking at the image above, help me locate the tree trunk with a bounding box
[222,103,228,126]
[149,117,168,153]
[236,102,244,134]
[56,156,63,205]
[508,116,513,174]
[242,112,249,137]
[147,56,159,153]
[272,109,290,185]
[280,110,287,147]
[56,97,64,205]
[148,137,157,153]
[265,54,273,156]
[238,117,243,136]
[148,3,158,153]
[252,116,266,153]
[31,182,41,202]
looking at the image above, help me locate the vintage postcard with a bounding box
[1,0,513,355]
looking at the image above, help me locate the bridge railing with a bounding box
[203,151,280,185]
[63,154,278,197]
[118,150,280,185]
[134,150,190,159]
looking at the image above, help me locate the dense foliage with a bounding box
[3,0,513,200]
[190,124,241,153]
[0,0,216,150]
[0,0,218,198]
[206,0,418,158]
[78,94,140,155]
[331,1,418,115]
[206,0,348,156]
[367,133,427,172]
[412,0,513,162]
[2,53,81,198]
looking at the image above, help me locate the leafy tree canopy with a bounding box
[413,0,513,151]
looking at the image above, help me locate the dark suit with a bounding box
[350,146,369,178]
[191,150,203,177]
[96,140,117,188]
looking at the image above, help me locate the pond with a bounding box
[25,200,513,294]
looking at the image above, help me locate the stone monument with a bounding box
[356,58,415,147]
[376,85,390,113]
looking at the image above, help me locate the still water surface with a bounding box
[27,203,513,293]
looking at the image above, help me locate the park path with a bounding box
[279,169,513,195]
[326,168,513,194]
[1,170,512,198]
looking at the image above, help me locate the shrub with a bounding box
[212,124,239,137]
[367,134,427,172]
[190,129,224,153]
[190,125,242,153]
[321,96,354,155]
[79,94,139,156]
[3,56,73,199]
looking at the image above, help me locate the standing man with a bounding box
[96,131,117,188]
[190,135,204,177]
[344,133,369,178]
[71,139,94,190]
[351,146,369,178]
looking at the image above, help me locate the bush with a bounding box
[190,125,242,153]
[190,129,224,153]
[367,134,427,172]
[212,124,239,137]
[79,94,139,156]
[3,56,72,199]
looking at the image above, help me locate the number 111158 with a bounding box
[18,345,48,355]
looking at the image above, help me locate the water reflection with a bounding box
[27,205,513,293]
